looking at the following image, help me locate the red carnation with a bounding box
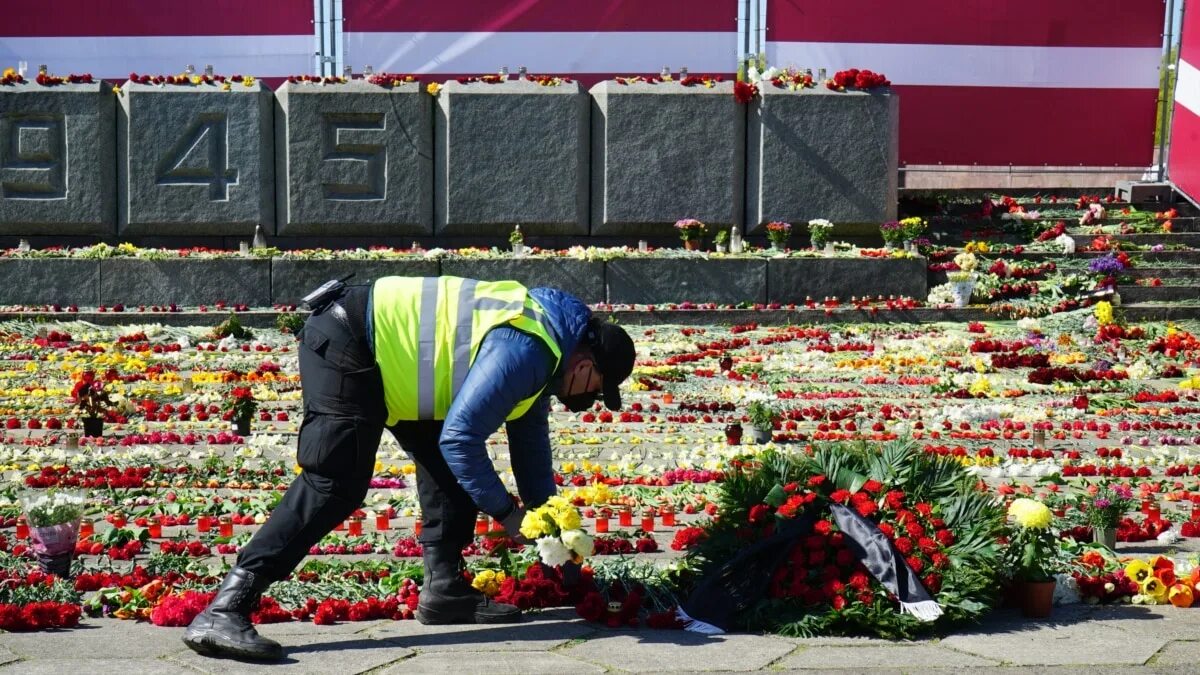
[922,573,942,594]
[853,499,877,518]
[733,80,758,104]
[861,479,883,494]
[808,475,827,488]
[877,522,895,537]
[831,595,847,610]
[813,519,833,535]
[914,502,934,517]
[893,537,913,555]
[829,489,852,504]
[935,529,955,546]
[748,504,771,524]
[849,571,870,590]
[906,555,925,573]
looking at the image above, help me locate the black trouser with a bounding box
[236,293,479,580]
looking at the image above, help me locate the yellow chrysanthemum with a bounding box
[552,507,581,532]
[1094,301,1114,326]
[1007,498,1052,529]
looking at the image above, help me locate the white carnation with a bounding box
[561,529,594,557]
[536,537,573,567]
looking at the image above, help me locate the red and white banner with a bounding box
[0,0,313,78]
[1169,2,1200,204]
[766,0,1165,167]
[343,0,738,86]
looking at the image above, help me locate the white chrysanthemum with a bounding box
[536,537,573,567]
[561,529,594,557]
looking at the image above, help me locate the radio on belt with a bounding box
[301,273,355,312]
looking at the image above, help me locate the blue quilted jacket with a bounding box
[438,287,591,517]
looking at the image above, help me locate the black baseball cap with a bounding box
[586,318,636,410]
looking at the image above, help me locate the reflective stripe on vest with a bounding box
[372,276,562,425]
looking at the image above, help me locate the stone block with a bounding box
[440,257,604,303]
[0,82,115,235]
[767,257,925,303]
[779,644,998,670]
[169,633,413,674]
[606,258,766,304]
[99,258,270,306]
[382,652,603,674]
[275,80,432,236]
[0,258,99,306]
[590,80,745,236]
[563,631,794,672]
[270,258,439,304]
[746,87,898,232]
[435,79,588,236]
[118,81,273,236]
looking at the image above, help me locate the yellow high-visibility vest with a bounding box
[372,276,562,425]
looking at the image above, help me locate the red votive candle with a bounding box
[414,518,423,537]
[79,518,94,540]
[376,513,390,531]
[619,507,633,527]
[661,507,676,527]
[475,514,489,536]
[15,516,28,540]
[348,516,363,537]
[218,515,234,538]
[197,516,212,533]
[148,521,162,539]
[641,510,655,532]
[595,515,610,534]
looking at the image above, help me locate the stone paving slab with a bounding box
[368,608,593,651]
[167,633,412,674]
[1144,640,1200,666]
[939,609,1166,666]
[780,644,1000,670]
[0,658,199,674]
[255,618,389,637]
[0,621,184,660]
[562,629,796,672]
[380,650,604,674]
[0,646,17,668]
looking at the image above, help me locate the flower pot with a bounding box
[1093,526,1117,549]
[810,236,827,251]
[30,519,80,578]
[81,417,103,438]
[683,239,701,251]
[884,241,898,251]
[949,280,975,308]
[824,242,835,255]
[714,243,727,253]
[235,415,252,436]
[769,241,786,252]
[749,427,773,444]
[511,243,526,257]
[1018,579,1056,618]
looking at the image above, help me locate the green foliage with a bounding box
[211,312,252,340]
[276,312,305,335]
[746,400,776,431]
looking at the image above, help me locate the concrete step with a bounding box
[1071,233,1200,248]
[1127,266,1200,278]
[1119,286,1200,303]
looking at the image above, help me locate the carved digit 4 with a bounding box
[155,113,239,200]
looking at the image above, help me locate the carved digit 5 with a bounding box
[320,113,386,200]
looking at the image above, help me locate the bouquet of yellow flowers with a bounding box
[520,496,594,567]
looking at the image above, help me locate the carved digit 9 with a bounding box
[155,112,239,200]
[0,113,67,200]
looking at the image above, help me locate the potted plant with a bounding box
[714,229,729,253]
[947,251,979,308]
[1082,484,1135,549]
[674,218,707,251]
[765,221,791,251]
[807,218,833,251]
[899,216,927,251]
[71,370,111,437]
[879,221,903,249]
[225,386,257,436]
[23,491,85,577]
[746,400,776,444]
[1004,497,1059,618]
[510,224,525,256]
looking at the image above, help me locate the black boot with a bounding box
[183,567,283,660]
[416,544,522,625]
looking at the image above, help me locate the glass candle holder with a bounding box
[148,520,162,539]
[79,518,94,539]
[348,516,363,537]
[376,513,390,531]
[595,514,609,533]
[641,510,655,532]
[661,506,676,527]
[197,515,212,533]
[475,514,489,536]
[414,518,423,536]
[218,515,234,538]
[618,507,633,527]
[15,516,28,540]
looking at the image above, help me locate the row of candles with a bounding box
[11,505,679,542]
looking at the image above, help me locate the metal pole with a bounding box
[312,0,325,76]
[1158,0,1178,182]
[737,0,750,76]
[332,0,345,76]
[757,0,767,59]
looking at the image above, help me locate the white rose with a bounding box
[536,537,573,567]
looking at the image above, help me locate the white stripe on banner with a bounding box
[767,42,1161,89]
[0,35,313,78]
[1178,59,1200,117]
[344,31,737,74]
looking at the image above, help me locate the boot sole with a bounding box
[183,630,283,661]
[416,605,523,625]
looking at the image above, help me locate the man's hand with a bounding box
[499,506,531,545]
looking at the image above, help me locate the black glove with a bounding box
[498,505,530,545]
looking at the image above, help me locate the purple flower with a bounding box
[1087,254,1125,275]
[1093,498,1111,509]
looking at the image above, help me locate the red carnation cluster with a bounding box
[733,80,758,104]
[671,526,709,551]
[149,590,215,627]
[827,69,889,90]
[494,563,595,610]
[0,602,82,631]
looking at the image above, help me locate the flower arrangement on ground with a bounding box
[521,496,594,567]
[224,387,257,435]
[679,442,1006,638]
[765,221,792,249]
[807,219,833,249]
[1079,484,1135,540]
[745,400,776,441]
[23,491,86,576]
[674,219,707,250]
[899,217,926,244]
[879,221,903,247]
[71,370,111,428]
